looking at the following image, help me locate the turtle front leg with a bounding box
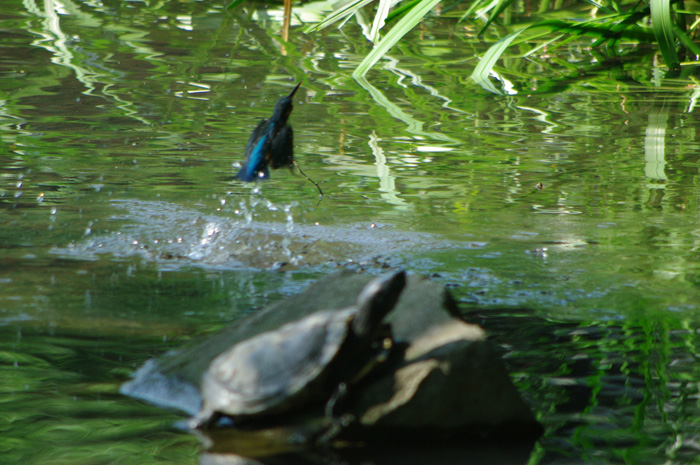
[325,382,348,419]
[315,383,355,444]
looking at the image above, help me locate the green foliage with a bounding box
[650,0,679,69]
[226,0,246,11]
[470,27,528,94]
[303,0,700,89]
[353,0,442,78]
[303,0,376,33]
[302,0,441,78]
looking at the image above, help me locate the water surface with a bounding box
[2,1,700,463]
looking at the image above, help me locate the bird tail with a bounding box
[235,165,270,182]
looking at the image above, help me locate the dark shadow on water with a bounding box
[464,308,700,465]
[200,443,536,465]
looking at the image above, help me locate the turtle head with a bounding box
[351,271,406,339]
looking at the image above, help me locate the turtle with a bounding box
[190,270,406,429]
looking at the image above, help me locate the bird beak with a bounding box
[288,82,301,98]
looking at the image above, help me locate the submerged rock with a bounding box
[121,270,541,449]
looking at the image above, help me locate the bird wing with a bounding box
[236,119,272,182]
[244,119,268,158]
[270,124,294,169]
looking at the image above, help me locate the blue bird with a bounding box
[235,83,301,182]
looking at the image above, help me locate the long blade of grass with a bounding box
[470,28,527,93]
[581,0,615,15]
[352,0,441,79]
[459,0,497,23]
[591,11,647,48]
[226,0,246,10]
[478,0,518,36]
[369,0,393,43]
[472,17,655,93]
[523,34,565,57]
[303,0,375,33]
[673,24,700,57]
[649,0,680,70]
[386,0,423,23]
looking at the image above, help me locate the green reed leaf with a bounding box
[226,0,246,10]
[352,0,441,79]
[673,24,700,58]
[303,0,375,33]
[470,28,527,94]
[369,0,393,42]
[650,0,680,70]
[478,0,518,36]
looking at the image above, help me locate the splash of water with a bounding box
[227,185,299,231]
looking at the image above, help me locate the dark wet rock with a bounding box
[343,322,539,441]
[121,270,541,447]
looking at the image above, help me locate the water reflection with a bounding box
[2,0,700,464]
[0,323,200,464]
[355,75,458,143]
[644,106,669,185]
[467,310,700,464]
[4,305,698,464]
[198,442,536,465]
[367,131,408,208]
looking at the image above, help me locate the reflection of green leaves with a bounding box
[0,324,199,464]
[355,75,458,142]
[469,17,663,93]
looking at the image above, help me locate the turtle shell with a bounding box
[200,307,357,419]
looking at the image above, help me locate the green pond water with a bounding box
[2,0,700,463]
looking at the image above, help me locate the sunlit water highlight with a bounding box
[51,196,452,272]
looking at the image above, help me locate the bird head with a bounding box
[272,82,301,122]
